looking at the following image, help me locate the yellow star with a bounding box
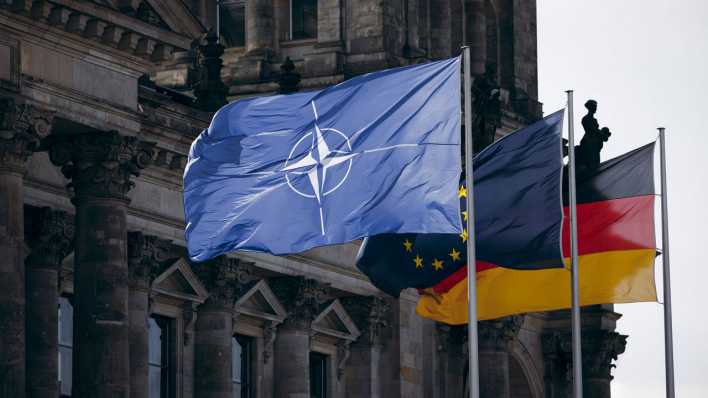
[413,254,424,269]
[460,228,468,243]
[462,210,468,221]
[458,185,467,198]
[432,258,444,270]
[449,248,461,262]
[403,239,413,252]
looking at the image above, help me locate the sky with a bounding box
[536,1,708,397]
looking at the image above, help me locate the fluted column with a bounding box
[127,232,171,398]
[24,207,73,398]
[271,276,329,398]
[0,98,53,398]
[478,315,523,398]
[193,256,250,398]
[342,296,390,398]
[47,131,154,398]
[245,0,274,57]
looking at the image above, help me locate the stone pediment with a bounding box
[312,300,361,342]
[152,257,208,303]
[235,280,287,323]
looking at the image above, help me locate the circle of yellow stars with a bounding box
[402,185,468,272]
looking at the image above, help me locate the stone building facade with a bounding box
[0,0,626,397]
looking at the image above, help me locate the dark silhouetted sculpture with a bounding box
[471,63,502,153]
[576,99,611,173]
[277,57,301,94]
[194,30,229,112]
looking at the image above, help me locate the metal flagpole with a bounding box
[462,46,479,398]
[658,127,676,398]
[566,90,583,398]
[216,0,221,41]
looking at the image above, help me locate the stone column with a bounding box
[47,131,154,398]
[270,276,329,398]
[541,329,627,398]
[127,232,172,398]
[24,207,73,398]
[342,296,390,398]
[466,0,486,74]
[193,256,250,398]
[246,0,274,56]
[581,330,627,398]
[477,315,523,398]
[0,98,53,398]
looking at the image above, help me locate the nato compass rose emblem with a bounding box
[281,101,417,236]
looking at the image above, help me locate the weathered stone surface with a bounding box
[46,131,154,202]
[24,207,73,398]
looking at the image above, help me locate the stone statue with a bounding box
[471,63,502,153]
[576,99,611,173]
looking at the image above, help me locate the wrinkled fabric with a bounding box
[184,58,462,261]
[357,110,566,296]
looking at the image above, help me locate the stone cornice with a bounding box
[0,0,195,67]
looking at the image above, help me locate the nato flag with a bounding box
[184,57,462,261]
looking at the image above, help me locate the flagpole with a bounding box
[462,46,479,398]
[566,90,583,398]
[658,127,676,398]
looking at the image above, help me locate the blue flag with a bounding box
[357,110,565,296]
[184,58,462,261]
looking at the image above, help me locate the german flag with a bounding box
[417,142,657,324]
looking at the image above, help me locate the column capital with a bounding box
[127,231,172,289]
[270,275,329,329]
[46,131,155,202]
[0,97,54,172]
[193,256,251,310]
[341,296,390,347]
[24,206,74,270]
[581,330,627,380]
[541,329,627,382]
[478,315,524,352]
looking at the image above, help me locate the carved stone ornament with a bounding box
[183,302,198,346]
[336,340,351,380]
[581,330,627,380]
[46,131,155,201]
[270,276,329,330]
[341,296,390,347]
[24,206,74,270]
[0,97,54,172]
[542,329,627,382]
[263,322,278,364]
[127,231,172,289]
[192,256,251,310]
[478,315,524,352]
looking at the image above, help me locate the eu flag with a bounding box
[184,58,462,261]
[356,110,565,296]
